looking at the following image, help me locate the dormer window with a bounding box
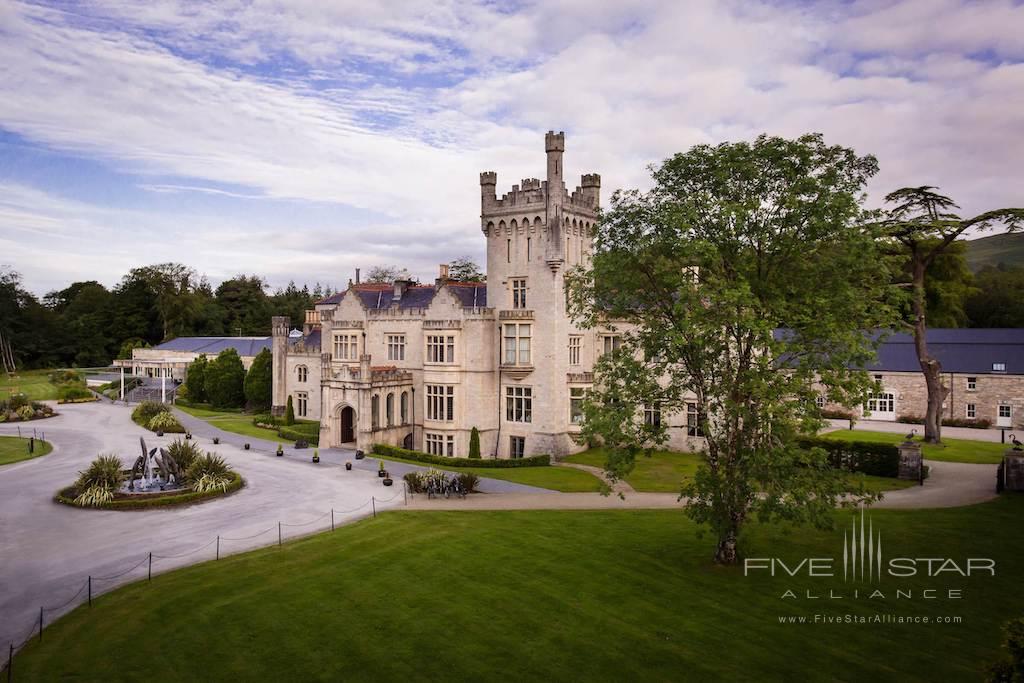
[993,363,1006,373]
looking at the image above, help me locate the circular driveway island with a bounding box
[0,400,401,648]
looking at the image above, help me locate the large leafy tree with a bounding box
[447,257,485,282]
[568,134,899,564]
[364,265,416,284]
[243,348,273,411]
[877,187,1024,443]
[204,348,246,409]
[216,275,271,336]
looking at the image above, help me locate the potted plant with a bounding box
[156,429,164,437]
[312,449,320,464]
[244,443,250,450]
[383,474,393,486]
[213,437,220,445]
[355,449,365,460]
[345,461,352,471]
[185,432,192,440]
[276,444,284,457]
[377,460,386,477]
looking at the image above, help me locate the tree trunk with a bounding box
[910,260,947,443]
[715,526,740,565]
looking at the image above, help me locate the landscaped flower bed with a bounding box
[131,400,185,433]
[0,395,56,422]
[55,472,244,510]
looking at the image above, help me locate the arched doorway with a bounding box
[403,433,413,450]
[340,406,356,444]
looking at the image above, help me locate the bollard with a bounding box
[148,552,152,581]
[372,497,376,518]
[331,509,335,532]
[7,642,12,682]
[88,576,92,607]
[216,536,220,561]
[404,482,407,506]
[278,522,282,547]
[38,607,42,643]
[1002,428,1006,444]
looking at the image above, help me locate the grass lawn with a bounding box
[823,428,1006,464]
[378,453,603,492]
[14,497,1024,681]
[174,404,318,446]
[0,435,52,466]
[565,448,914,493]
[0,369,59,401]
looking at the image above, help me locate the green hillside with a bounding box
[965,232,1024,272]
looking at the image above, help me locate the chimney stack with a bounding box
[355,268,361,285]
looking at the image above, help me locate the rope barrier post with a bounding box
[88,576,92,607]
[7,642,12,683]
[148,552,152,581]
[331,508,335,531]
[372,496,376,518]
[278,522,282,547]
[216,536,220,561]
[404,481,407,506]
[38,607,42,643]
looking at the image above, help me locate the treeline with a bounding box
[0,263,333,369]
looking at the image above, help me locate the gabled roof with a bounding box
[775,328,1024,375]
[154,337,272,357]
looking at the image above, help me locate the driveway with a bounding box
[0,401,403,650]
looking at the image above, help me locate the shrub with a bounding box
[17,405,35,421]
[58,385,93,402]
[899,414,993,429]
[74,485,115,508]
[469,427,481,459]
[457,472,479,492]
[49,369,83,386]
[185,452,232,483]
[797,437,900,478]
[986,616,1024,682]
[372,443,550,468]
[192,472,233,494]
[403,471,421,493]
[75,454,126,491]
[285,395,295,426]
[8,393,30,411]
[166,439,201,472]
[148,411,185,433]
[279,425,319,445]
[132,401,169,424]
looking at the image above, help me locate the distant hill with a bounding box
[965,232,1024,272]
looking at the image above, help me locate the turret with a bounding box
[480,171,497,212]
[271,316,290,416]
[581,173,601,208]
[545,131,565,191]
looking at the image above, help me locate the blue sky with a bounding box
[1,0,1022,295]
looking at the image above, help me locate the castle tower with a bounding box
[480,131,601,456]
[271,316,290,416]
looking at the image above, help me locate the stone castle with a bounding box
[271,132,647,457]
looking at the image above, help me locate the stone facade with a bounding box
[823,370,1024,430]
[272,132,694,458]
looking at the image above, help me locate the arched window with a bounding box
[510,218,518,231]
[371,394,380,430]
[296,365,308,382]
[386,393,394,427]
[401,391,409,424]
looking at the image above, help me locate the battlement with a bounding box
[545,130,565,152]
[480,171,497,186]
[581,173,600,188]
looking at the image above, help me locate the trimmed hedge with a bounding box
[372,443,550,468]
[798,437,900,478]
[55,472,244,510]
[897,414,993,429]
[279,425,319,445]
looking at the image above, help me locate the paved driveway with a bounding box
[0,401,403,649]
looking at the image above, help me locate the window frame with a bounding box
[386,334,406,361]
[426,384,455,422]
[568,335,581,365]
[510,435,526,459]
[505,386,533,423]
[426,334,456,364]
[503,323,532,366]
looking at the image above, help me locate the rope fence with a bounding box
[1,486,406,680]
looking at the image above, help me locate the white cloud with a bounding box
[1,0,1022,293]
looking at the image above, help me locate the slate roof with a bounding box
[316,282,487,310]
[154,337,272,357]
[775,328,1024,375]
[291,327,321,350]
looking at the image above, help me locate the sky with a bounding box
[0,0,1022,296]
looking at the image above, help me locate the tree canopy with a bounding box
[568,133,900,564]
[204,348,246,409]
[244,348,273,411]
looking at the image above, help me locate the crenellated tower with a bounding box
[480,131,601,456]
